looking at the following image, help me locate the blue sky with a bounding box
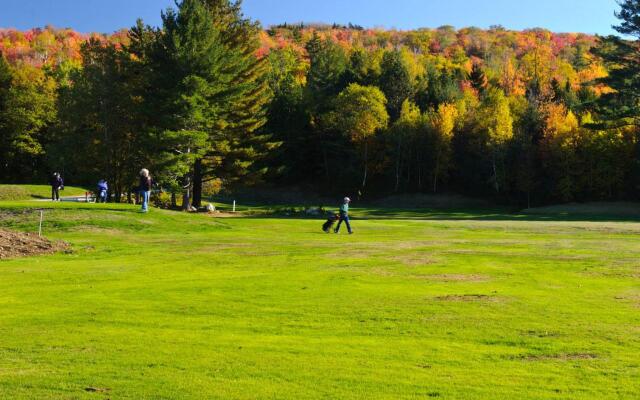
[0,0,622,35]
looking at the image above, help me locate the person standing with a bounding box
[139,169,152,213]
[50,172,64,202]
[334,197,353,234]
[97,179,108,203]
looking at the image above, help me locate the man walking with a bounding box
[334,197,353,234]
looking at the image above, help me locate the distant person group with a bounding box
[49,168,153,213]
[50,169,354,231]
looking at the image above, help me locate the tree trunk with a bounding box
[192,159,203,208]
[361,141,368,189]
[171,192,177,208]
[182,188,191,211]
[416,146,422,191]
[395,159,400,192]
[492,154,500,193]
[433,149,441,193]
[322,147,330,185]
[395,139,402,192]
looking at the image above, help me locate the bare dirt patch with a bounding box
[0,228,69,259]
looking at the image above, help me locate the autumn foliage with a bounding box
[0,6,638,206]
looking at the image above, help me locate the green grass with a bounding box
[0,201,639,399]
[0,185,88,201]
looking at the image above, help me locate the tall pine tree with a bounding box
[155,0,271,208]
[593,0,640,127]
[592,0,640,196]
[197,0,272,207]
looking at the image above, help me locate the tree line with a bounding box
[1,0,639,207]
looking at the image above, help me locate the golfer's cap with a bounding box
[344,197,351,202]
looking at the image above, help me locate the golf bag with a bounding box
[323,213,340,233]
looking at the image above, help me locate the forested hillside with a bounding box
[0,0,638,207]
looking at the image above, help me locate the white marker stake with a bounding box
[38,210,43,237]
[233,201,236,213]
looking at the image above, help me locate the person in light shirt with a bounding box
[334,197,353,235]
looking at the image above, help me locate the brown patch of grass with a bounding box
[71,226,123,235]
[584,270,640,279]
[392,254,435,267]
[367,267,396,277]
[553,255,593,261]
[614,293,640,308]
[520,330,562,338]
[414,274,489,282]
[518,353,597,361]
[347,249,384,258]
[204,212,243,218]
[433,294,500,302]
[85,387,111,393]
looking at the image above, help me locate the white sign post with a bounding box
[38,210,43,237]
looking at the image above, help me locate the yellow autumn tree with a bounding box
[427,102,459,192]
[390,99,421,191]
[542,103,580,201]
[330,83,389,188]
[478,88,513,192]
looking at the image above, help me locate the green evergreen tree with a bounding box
[306,38,348,108]
[304,37,349,184]
[157,0,272,208]
[199,0,273,205]
[468,62,488,95]
[55,39,147,200]
[592,0,640,195]
[379,50,414,120]
[263,48,308,182]
[592,0,640,126]
[417,63,462,110]
[0,52,13,174]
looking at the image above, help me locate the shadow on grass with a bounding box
[359,209,640,223]
[244,207,640,223]
[3,199,640,224]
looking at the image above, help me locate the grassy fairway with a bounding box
[0,202,639,399]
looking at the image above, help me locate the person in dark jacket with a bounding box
[139,169,152,213]
[97,179,108,203]
[50,172,64,201]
